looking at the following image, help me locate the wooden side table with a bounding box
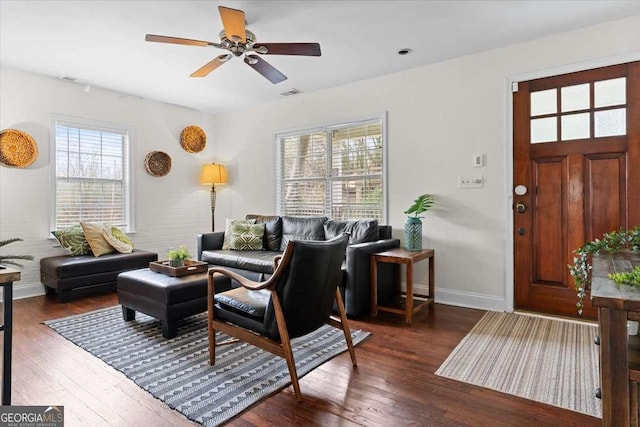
[370,248,434,324]
[590,250,640,426]
[0,266,20,405]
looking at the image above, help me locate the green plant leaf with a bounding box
[404,194,434,218]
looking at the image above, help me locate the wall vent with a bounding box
[280,88,303,96]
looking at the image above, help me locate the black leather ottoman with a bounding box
[117,268,232,338]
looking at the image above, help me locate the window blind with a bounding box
[276,117,385,221]
[54,122,129,229]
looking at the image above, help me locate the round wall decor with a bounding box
[0,129,39,168]
[180,125,206,153]
[144,151,172,177]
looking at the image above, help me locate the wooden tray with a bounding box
[149,260,207,277]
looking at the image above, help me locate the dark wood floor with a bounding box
[5,294,600,426]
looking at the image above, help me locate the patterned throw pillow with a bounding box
[51,224,91,256]
[81,222,116,257]
[229,223,265,251]
[222,218,256,250]
[102,226,134,254]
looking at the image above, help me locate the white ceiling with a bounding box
[2,1,640,115]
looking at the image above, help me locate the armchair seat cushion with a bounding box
[201,250,280,274]
[215,287,270,319]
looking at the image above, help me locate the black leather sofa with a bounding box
[197,214,400,317]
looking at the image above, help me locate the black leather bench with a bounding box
[117,268,232,338]
[40,249,158,302]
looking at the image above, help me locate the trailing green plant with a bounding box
[0,238,34,268]
[568,226,640,315]
[168,245,191,261]
[608,265,640,288]
[404,194,434,218]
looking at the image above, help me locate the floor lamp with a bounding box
[200,163,228,232]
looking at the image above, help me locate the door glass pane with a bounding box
[561,113,590,141]
[594,77,626,107]
[530,117,557,143]
[595,108,626,137]
[530,89,557,116]
[561,84,589,112]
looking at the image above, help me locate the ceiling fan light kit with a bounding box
[145,6,321,84]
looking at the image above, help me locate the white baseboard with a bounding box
[401,282,506,312]
[0,282,46,302]
[436,288,506,312]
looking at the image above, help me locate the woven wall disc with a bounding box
[144,151,172,177]
[0,129,39,168]
[180,125,206,153]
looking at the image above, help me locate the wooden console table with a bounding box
[370,248,434,324]
[591,250,640,426]
[0,266,20,405]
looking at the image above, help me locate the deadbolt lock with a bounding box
[516,202,527,213]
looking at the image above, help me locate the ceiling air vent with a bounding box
[280,88,303,97]
[58,76,77,82]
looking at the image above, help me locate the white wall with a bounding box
[2,15,639,309]
[211,15,640,311]
[0,67,220,298]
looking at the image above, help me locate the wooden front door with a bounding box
[513,61,640,319]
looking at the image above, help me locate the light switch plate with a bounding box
[458,175,484,189]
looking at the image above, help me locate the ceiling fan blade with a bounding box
[218,6,246,43]
[190,54,231,77]
[145,34,218,47]
[244,55,287,84]
[254,43,321,56]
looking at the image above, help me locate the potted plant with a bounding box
[568,226,640,315]
[167,245,191,268]
[403,194,434,251]
[0,238,34,268]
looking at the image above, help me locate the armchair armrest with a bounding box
[197,232,225,261]
[209,268,270,291]
[343,238,401,317]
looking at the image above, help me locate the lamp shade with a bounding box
[200,163,228,185]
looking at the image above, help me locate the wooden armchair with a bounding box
[206,233,356,401]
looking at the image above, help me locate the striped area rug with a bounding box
[435,311,601,418]
[45,306,370,426]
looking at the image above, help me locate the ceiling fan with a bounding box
[145,6,321,84]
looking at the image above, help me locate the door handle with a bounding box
[516,202,527,213]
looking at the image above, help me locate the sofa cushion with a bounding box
[324,219,379,244]
[102,226,134,254]
[245,214,282,251]
[51,224,91,256]
[229,222,265,251]
[201,250,280,274]
[222,218,256,250]
[280,216,327,251]
[81,222,116,257]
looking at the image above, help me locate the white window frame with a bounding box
[274,112,388,222]
[49,114,135,232]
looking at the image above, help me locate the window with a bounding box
[52,116,132,231]
[276,115,386,221]
[529,77,627,144]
